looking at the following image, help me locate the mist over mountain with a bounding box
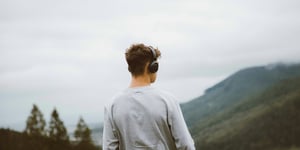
[181,63,300,128]
[181,62,300,149]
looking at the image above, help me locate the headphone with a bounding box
[148,46,159,73]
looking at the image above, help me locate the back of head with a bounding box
[125,43,161,77]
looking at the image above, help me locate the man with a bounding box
[103,43,195,150]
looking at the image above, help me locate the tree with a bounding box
[24,104,46,136]
[74,117,92,143]
[48,108,69,141]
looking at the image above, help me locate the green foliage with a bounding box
[48,108,69,141]
[1,106,102,150]
[74,117,92,143]
[24,104,46,137]
[0,128,71,150]
[181,64,300,128]
[190,76,300,150]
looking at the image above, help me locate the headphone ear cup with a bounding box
[149,61,159,73]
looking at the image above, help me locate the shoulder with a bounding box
[155,87,178,101]
[105,90,127,110]
[153,87,180,108]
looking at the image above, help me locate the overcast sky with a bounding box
[1,0,300,131]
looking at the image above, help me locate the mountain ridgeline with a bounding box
[181,63,300,150]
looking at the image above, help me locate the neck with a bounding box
[129,74,151,88]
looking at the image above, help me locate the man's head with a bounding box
[125,43,161,82]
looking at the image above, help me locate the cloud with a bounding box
[1,0,300,129]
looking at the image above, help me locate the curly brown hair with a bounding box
[125,43,161,76]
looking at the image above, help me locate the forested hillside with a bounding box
[182,64,300,128]
[192,76,300,149]
[181,64,300,150]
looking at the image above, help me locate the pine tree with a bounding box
[48,108,69,141]
[74,117,92,143]
[24,104,46,136]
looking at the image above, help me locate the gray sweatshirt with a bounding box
[103,86,195,150]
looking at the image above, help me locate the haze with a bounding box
[1,0,300,130]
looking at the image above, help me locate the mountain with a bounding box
[192,75,300,150]
[180,63,300,149]
[181,63,300,128]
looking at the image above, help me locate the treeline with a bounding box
[0,104,101,150]
[192,77,300,150]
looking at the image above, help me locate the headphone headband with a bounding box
[149,46,157,60]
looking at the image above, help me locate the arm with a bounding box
[168,99,195,150]
[103,106,119,150]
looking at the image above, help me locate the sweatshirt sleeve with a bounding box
[103,105,119,150]
[168,96,195,150]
